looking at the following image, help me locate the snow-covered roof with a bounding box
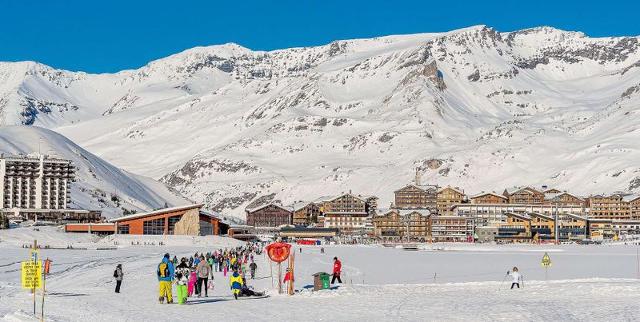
[504,212,531,221]
[109,204,204,222]
[245,203,293,213]
[622,194,640,202]
[470,192,508,200]
[529,212,554,221]
[438,186,465,195]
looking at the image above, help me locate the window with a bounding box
[117,224,130,235]
[143,218,165,235]
[167,216,182,234]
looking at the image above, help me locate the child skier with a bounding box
[229,268,244,300]
[157,253,175,304]
[249,261,257,279]
[113,264,123,293]
[174,258,190,304]
[187,269,197,297]
[508,267,523,289]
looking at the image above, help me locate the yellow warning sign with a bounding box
[21,261,42,289]
[541,252,552,267]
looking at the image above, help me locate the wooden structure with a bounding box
[393,184,438,210]
[504,187,545,204]
[372,209,431,242]
[318,193,374,234]
[64,223,116,235]
[545,192,585,207]
[588,194,632,220]
[246,203,292,228]
[436,187,466,215]
[291,202,321,226]
[469,192,508,204]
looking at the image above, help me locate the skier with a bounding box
[229,268,244,300]
[174,258,190,304]
[157,253,175,304]
[239,277,264,297]
[249,260,258,279]
[113,264,123,293]
[331,257,342,284]
[508,267,523,289]
[195,255,212,297]
[187,269,197,297]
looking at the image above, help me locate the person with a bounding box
[195,255,212,297]
[331,257,342,284]
[187,269,197,297]
[229,268,244,300]
[113,264,123,293]
[157,253,175,304]
[509,267,523,289]
[249,261,257,279]
[299,247,302,253]
[239,277,264,297]
[320,247,325,254]
[174,258,190,304]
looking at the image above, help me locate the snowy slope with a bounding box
[1,26,640,219]
[0,126,187,217]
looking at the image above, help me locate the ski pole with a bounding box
[498,271,509,291]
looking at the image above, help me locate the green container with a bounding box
[320,273,330,289]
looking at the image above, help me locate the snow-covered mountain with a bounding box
[0,126,187,218]
[1,25,640,219]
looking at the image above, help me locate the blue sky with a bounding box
[1,0,639,73]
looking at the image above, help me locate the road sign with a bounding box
[541,252,552,267]
[21,261,42,289]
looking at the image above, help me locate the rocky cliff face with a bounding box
[2,25,640,219]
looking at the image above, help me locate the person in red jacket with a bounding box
[331,257,342,284]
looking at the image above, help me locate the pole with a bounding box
[33,239,37,316]
[270,260,274,288]
[41,273,46,322]
[277,262,282,294]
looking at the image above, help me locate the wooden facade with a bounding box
[246,204,292,228]
[588,194,631,220]
[506,187,545,204]
[394,184,437,210]
[437,187,466,215]
[291,202,321,226]
[630,197,640,220]
[470,192,508,204]
[546,192,585,207]
[319,194,371,234]
[372,210,431,241]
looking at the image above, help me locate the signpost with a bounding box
[42,258,52,321]
[22,240,42,316]
[541,252,552,280]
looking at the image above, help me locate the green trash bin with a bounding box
[313,272,331,291]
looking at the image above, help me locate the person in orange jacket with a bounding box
[331,257,342,284]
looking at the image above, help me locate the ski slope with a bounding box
[1,228,640,321]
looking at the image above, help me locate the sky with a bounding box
[1,0,639,73]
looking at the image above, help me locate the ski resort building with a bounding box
[291,202,321,226]
[430,216,474,242]
[393,184,438,211]
[371,209,431,242]
[317,193,376,235]
[504,187,545,204]
[107,204,224,235]
[588,194,637,220]
[453,203,587,227]
[0,154,74,210]
[436,187,467,215]
[245,203,293,228]
[469,192,508,204]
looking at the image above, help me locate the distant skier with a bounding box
[229,268,244,300]
[249,260,258,279]
[508,267,523,289]
[157,253,175,304]
[113,264,123,293]
[175,258,190,304]
[331,257,342,284]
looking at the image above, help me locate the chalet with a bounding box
[588,194,631,220]
[529,213,555,240]
[496,213,532,243]
[291,202,321,226]
[558,213,588,240]
[318,193,374,235]
[245,203,293,228]
[543,188,562,194]
[393,184,438,210]
[469,192,508,204]
[372,209,431,242]
[629,195,640,220]
[504,187,545,204]
[436,186,466,215]
[545,192,585,207]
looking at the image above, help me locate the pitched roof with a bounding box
[529,212,554,221]
[393,184,437,193]
[438,186,465,195]
[504,212,531,221]
[245,203,293,213]
[470,192,508,200]
[109,204,204,223]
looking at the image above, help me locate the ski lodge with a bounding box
[65,204,228,236]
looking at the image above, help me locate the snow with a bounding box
[1,26,640,220]
[0,126,187,217]
[1,228,640,321]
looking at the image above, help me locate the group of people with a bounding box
[154,244,263,304]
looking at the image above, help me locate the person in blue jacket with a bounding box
[157,253,175,304]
